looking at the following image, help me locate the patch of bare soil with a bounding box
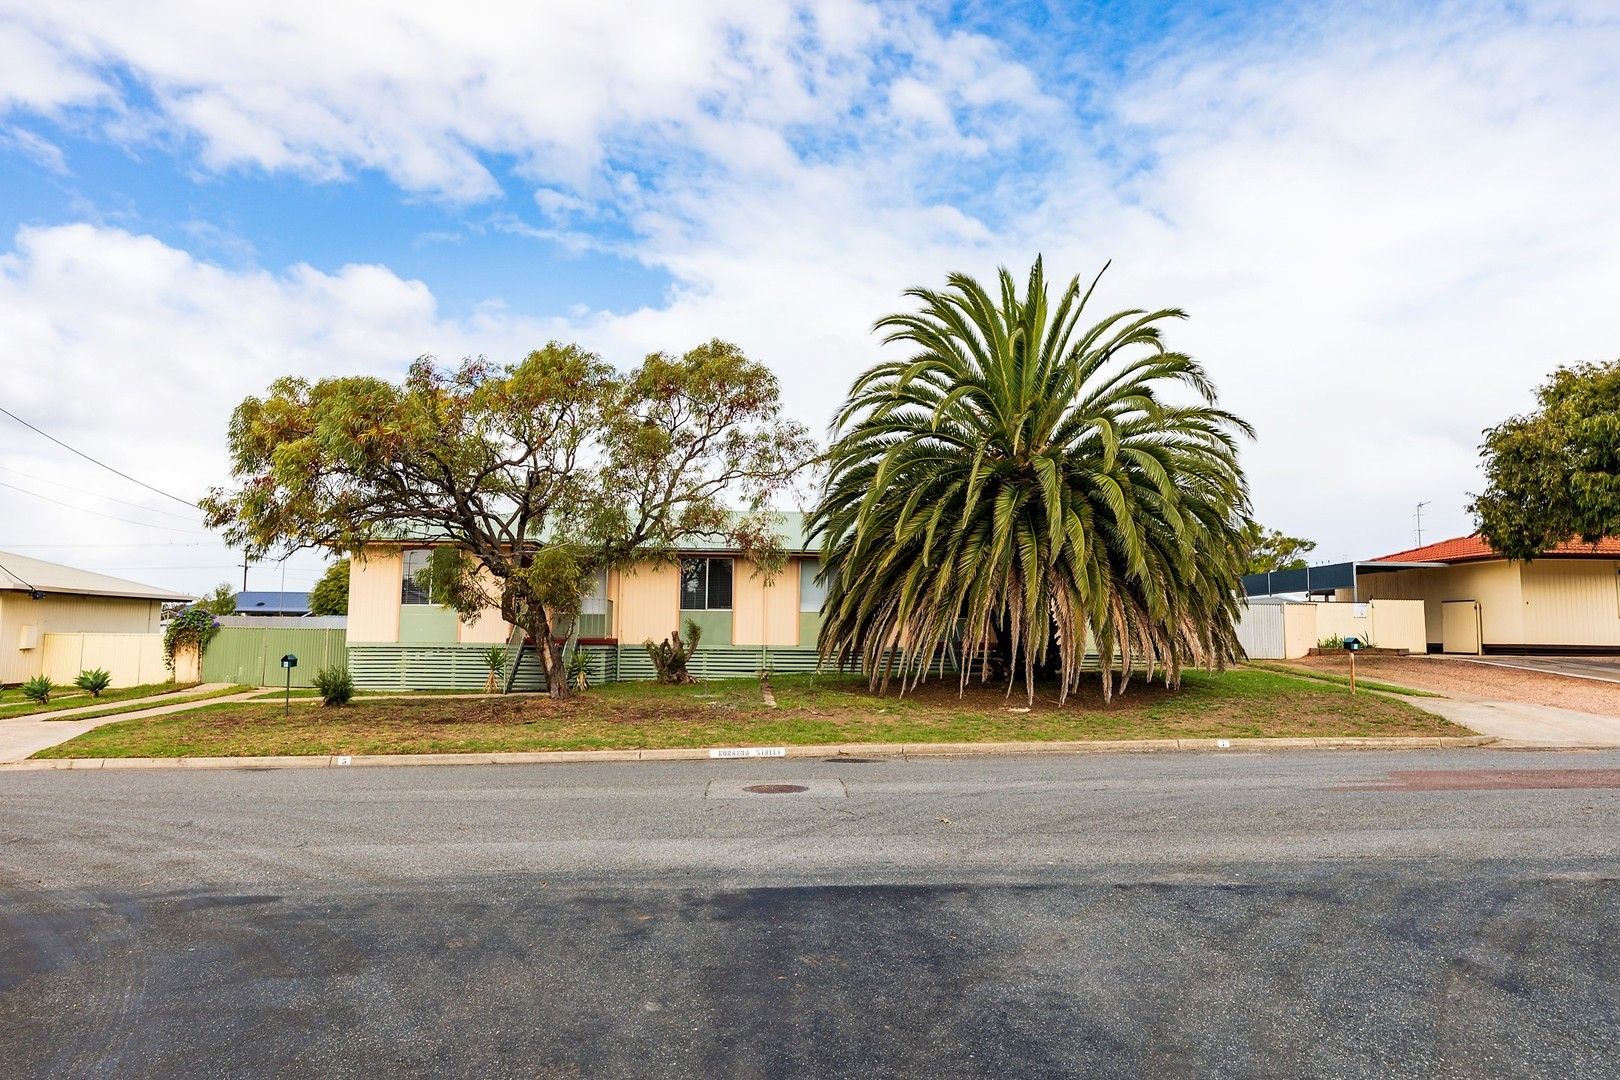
[1287,654,1620,717]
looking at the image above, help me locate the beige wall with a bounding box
[458,566,512,644]
[41,632,166,687]
[1312,600,1426,654]
[733,558,801,647]
[1282,604,1317,659]
[1519,559,1620,647]
[617,562,680,644]
[347,550,402,643]
[0,592,163,684]
[1349,561,1525,647]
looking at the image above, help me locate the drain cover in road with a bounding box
[705,778,847,799]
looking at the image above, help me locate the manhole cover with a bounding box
[743,783,809,794]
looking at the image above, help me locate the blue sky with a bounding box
[1,0,1617,593]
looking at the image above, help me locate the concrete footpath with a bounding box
[0,688,262,764]
[1,733,1498,771]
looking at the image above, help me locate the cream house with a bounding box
[1340,535,1620,654]
[344,513,830,690]
[0,551,191,686]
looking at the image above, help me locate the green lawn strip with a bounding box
[39,684,257,723]
[0,682,208,720]
[1243,661,1444,697]
[33,669,1469,760]
[245,687,497,700]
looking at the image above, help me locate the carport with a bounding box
[1242,560,1447,602]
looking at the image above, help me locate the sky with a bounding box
[1,0,1617,596]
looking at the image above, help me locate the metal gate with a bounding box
[1441,600,1482,655]
[1236,602,1286,659]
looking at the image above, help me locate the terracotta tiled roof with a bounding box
[1371,534,1620,564]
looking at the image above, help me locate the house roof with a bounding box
[375,510,816,554]
[234,590,311,614]
[0,550,193,602]
[1371,533,1620,564]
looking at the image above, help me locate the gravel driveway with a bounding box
[1285,654,1620,717]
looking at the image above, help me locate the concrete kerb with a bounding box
[2,734,1500,773]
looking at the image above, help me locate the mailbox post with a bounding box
[1342,636,1362,694]
[280,653,298,718]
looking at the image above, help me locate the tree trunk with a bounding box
[527,612,571,700]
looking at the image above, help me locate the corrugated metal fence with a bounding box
[41,633,167,688]
[201,617,348,687]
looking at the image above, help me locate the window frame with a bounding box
[679,556,734,611]
[400,548,435,606]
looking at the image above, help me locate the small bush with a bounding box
[20,675,53,704]
[312,665,354,706]
[74,668,113,697]
[1318,634,1345,649]
[483,645,508,695]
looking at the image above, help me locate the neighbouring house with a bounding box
[1244,534,1620,655]
[344,513,831,690]
[232,590,312,617]
[0,550,192,686]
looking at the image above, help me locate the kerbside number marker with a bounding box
[709,747,787,759]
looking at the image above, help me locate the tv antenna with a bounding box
[1414,501,1431,546]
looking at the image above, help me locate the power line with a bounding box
[0,542,220,548]
[0,405,200,508]
[0,464,201,523]
[0,479,207,535]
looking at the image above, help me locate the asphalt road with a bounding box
[3,750,1619,1079]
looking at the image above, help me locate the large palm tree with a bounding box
[810,258,1254,704]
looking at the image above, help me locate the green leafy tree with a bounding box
[202,341,814,698]
[195,582,237,615]
[308,560,350,616]
[810,258,1254,704]
[1241,523,1317,575]
[1472,359,1620,560]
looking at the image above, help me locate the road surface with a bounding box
[3,750,1619,1078]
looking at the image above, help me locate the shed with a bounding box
[0,551,192,685]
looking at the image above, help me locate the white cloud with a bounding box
[1,0,1618,577]
[0,223,552,592]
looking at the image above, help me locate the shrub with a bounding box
[567,647,590,691]
[312,665,354,706]
[163,608,221,671]
[644,620,703,684]
[20,675,53,705]
[1317,634,1345,649]
[74,668,112,697]
[482,645,508,695]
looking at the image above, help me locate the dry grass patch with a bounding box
[33,667,1469,760]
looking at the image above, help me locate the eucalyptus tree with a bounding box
[203,340,814,698]
[810,258,1254,704]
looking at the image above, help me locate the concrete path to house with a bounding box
[0,686,257,764]
[11,682,238,723]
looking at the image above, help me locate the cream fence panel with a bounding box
[40,632,168,688]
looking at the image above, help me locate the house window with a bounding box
[401,549,434,605]
[799,557,829,612]
[680,557,733,610]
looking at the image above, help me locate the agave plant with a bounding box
[810,257,1254,704]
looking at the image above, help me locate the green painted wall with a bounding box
[798,611,823,650]
[399,604,460,644]
[678,608,733,647]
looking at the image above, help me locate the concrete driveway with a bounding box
[3,751,1618,1079]
[1459,654,1620,683]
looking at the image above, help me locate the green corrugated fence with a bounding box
[201,621,348,687]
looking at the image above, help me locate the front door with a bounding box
[1441,600,1482,655]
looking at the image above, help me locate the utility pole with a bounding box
[241,551,251,592]
[1415,501,1430,547]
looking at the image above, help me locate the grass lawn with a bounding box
[33,667,1469,759]
[1242,661,1445,697]
[39,684,256,724]
[0,681,203,720]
